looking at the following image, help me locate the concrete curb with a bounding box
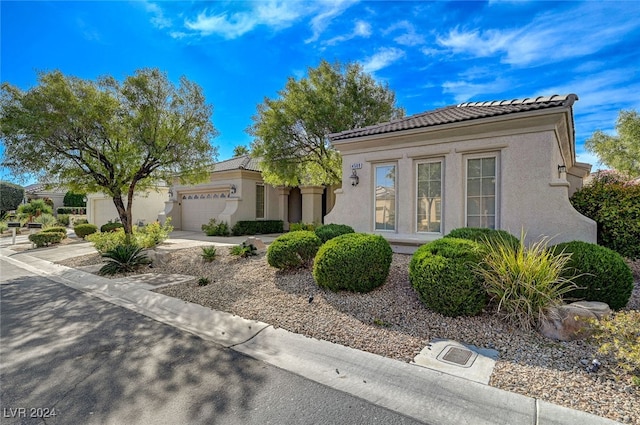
[0,246,622,425]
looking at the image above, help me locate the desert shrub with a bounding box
[0,221,7,233]
[267,231,322,270]
[313,233,392,293]
[198,277,210,286]
[136,219,173,247]
[314,223,355,243]
[17,199,53,217]
[63,191,86,207]
[552,241,633,310]
[570,175,640,259]
[201,218,230,236]
[101,221,124,232]
[231,220,283,236]
[445,227,519,248]
[476,234,577,331]
[0,181,24,215]
[589,311,640,384]
[410,238,486,317]
[32,213,57,228]
[74,223,98,239]
[87,230,127,254]
[28,231,65,247]
[201,246,217,262]
[57,214,70,226]
[290,222,316,232]
[99,244,151,275]
[73,218,89,225]
[42,227,67,238]
[230,242,257,258]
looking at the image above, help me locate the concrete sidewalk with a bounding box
[0,237,621,425]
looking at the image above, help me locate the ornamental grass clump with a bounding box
[475,233,577,331]
[99,244,151,275]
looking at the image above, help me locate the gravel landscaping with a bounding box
[58,245,640,424]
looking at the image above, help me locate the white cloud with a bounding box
[144,2,172,29]
[324,20,371,45]
[441,78,511,103]
[361,47,405,74]
[305,0,359,43]
[385,21,425,46]
[435,3,640,67]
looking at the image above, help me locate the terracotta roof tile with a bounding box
[212,155,262,172]
[329,94,578,141]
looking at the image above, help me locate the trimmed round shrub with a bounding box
[29,231,65,247]
[313,233,392,293]
[42,227,68,238]
[74,223,98,239]
[101,222,124,233]
[552,241,633,310]
[314,223,355,244]
[267,231,322,270]
[409,238,486,317]
[445,227,519,248]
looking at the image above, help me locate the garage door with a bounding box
[180,191,227,231]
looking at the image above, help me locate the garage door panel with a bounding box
[180,192,227,231]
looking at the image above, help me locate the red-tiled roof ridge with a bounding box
[329,94,578,141]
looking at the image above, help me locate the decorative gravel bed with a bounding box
[58,247,640,424]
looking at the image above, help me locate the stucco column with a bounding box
[160,201,180,228]
[300,185,324,224]
[277,187,291,231]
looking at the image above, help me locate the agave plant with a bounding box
[99,244,151,275]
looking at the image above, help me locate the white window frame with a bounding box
[415,159,444,234]
[255,183,265,220]
[464,153,500,229]
[373,163,397,232]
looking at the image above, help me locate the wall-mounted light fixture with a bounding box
[168,189,173,199]
[558,164,567,176]
[82,196,88,203]
[349,169,359,186]
[230,184,237,195]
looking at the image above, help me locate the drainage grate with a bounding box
[436,345,478,368]
[442,347,472,365]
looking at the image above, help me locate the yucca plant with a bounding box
[201,246,217,262]
[99,244,151,275]
[475,232,578,331]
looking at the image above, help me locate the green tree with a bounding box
[248,60,404,186]
[1,68,218,235]
[63,191,86,207]
[585,110,640,178]
[232,145,250,157]
[0,181,24,216]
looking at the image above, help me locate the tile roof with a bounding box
[329,94,578,141]
[212,155,262,172]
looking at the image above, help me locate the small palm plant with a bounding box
[100,244,151,275]
[475,232,578,331]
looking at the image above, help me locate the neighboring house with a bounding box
[24,183,66,212]
[86,187,168,228]
[165,155,337,231]
[325,94,596,252]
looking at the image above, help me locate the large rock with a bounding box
[243,237,266,251]
[539,301,612,341]
[144,249,170,266]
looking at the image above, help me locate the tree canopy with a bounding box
[248,60,404,187]
[0,181,24,216]
[585,109,640,178]
[1,68,218,234]
[232,145,250,157]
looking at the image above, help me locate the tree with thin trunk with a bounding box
[248,60,404,187]
[1,68,218,235]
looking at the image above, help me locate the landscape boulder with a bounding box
[539,301,612,341]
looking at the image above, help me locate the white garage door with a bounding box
[180,192,227,231]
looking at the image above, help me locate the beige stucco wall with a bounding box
[325,111,596,250]
[87,188,168,228]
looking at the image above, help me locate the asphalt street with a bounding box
[0,259,426,425]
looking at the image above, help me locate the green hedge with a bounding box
[444,227,519,248]
[267,231,322,269]
[63,191,86,208]
[74,223,98,239]
[313,233,392,293]
[101,222,124,233]
[57,207,87,215]
[232,220,283,236]
[314,224,355,244]
[552,241,634,310]
[42,227,68,238]
[409,238,486,317]
[29,231,65,247]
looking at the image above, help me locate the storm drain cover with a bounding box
[436,345,477,368]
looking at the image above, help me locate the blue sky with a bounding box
[2,0,640,184]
